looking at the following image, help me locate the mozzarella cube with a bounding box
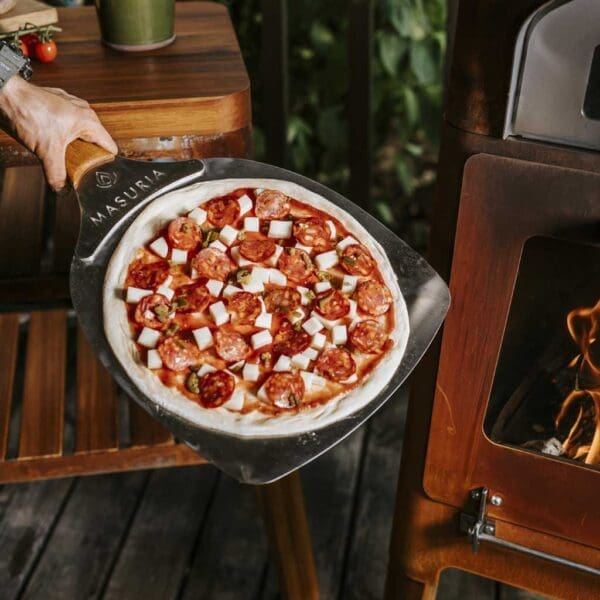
[138,327,161,348]
[313,374,327,388]
[255,312,273,329]
[197,363,217,377]
[193,327,214,350]
[315,250,339,270]
[257,383,268,401]
[242,276,264,294]
[348,299,358,320]
[302,347,319,361]
[222,284,242,299]
[295,242,313,254]
[300,371,314,390]
[237,194,253,216]
[289,307,306,325]
[268,220,293,239]
[266,244,284,267]
[222,388,245,411]
[291,353,311,370]
[149,236,169,258]
[244,216,259,232]
[228,360,245,372]
[252,266,270,284]
[206,279,224,297]
[314,280,331,294]
[230,246,253,267]
[188,207,207,225]
[342,373,358,384]
[156,285,175,301]
[147,349,162,369]
[326,220,336,239]
[311,310,339,330]
[126,287,152,303]
[219,225,239,246]
[255,187,264,195]
[297,286,313,306]
[341,275,358,295]
[332,325,348,345]
[209,301,230,326]
[311,331,326,350]
[251,330,272,349]
[337,236,359,251]
[269,268,287,287]
[348,317,362,331]
[209,240,228,253]
[303,317,324,336]
[242,362,260,382]
[273,355,292,372]
[171,248,188,264]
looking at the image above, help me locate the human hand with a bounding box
[0,76,117,190]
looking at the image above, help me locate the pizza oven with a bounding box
[388,0,600,595]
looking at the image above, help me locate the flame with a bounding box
[555,299,600,465]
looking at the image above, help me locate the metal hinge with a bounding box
[460,487,600,577]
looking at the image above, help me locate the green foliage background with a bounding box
[223,1,447,248]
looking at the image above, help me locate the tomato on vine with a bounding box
[19,39,29,56]
[34,39,57,63]
[21,33,39,55]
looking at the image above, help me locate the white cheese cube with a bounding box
[311,331,326,350]
[147,349,162,369]
[303,316,324,336]
[297,286,313,306]
[267,220,293,239]
[126,287,152,303]
[269,268,287,287]
[315,250,339,270]
[191,268,199,279]
[209,240,228,253]
[197,363,217,377]
[209,301,230,326]
[252,266,270,284]
[311,310,339,330]
[266,244,284,267]
[171,248,188,264]
[257,383,268,401]
[273,355,292,372]
[230,246,253,267]
[289,307,306,325]
[332,325,348,345]
[300,371,314,390]
[237,194,253,216]
[138,327,161,348]
[251,330,272,350]
[188,207,207,225]
[228,360,245,372]
[313,374,327,388]
[326,220,336,239]
[222,388,245,411]
[223,284,242,298]
[242,277,264,294]
[219,225,239,246]
[341,373,358,384]
[341,275,358,295]
[349,317,362,331]
[156,285,175,301]
[302,347,319,361]
[206,279,224,297]
[255,187,264,195]
[337,236,359,251]
[242,362,260,382]
[149,236,169,258]
[162,275,173,288]
[193,327,214,350]
[348,299,357,320]
[295,242,313,254]
[254,312,273,329]
[314,280,331,294]
[291,353,311,370]
[243,216,259,232]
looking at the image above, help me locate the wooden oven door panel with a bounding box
[423,154,600,550]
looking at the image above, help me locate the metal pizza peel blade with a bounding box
[67,140,450,484]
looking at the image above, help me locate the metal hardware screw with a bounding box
[484,524,495,534]
[471,489,481,500]
[490,495,503,506]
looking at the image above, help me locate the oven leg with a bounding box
[256,471,319,600]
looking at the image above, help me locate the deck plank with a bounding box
[102,465,218,600]
[0,314,19,459]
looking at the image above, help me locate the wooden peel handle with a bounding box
[65,139,116,188]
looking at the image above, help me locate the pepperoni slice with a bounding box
[205,196,240,227]
[255,190,290,220]
[273,323,311,356]
[214,331,251,362]
[167,217,202,250]
[316,347,356,382]
[265,372,304,409]
[129,259,169,289]
[356,280,392,316]
[278,248,314,283]
[340,244,375,276]
[199,370,235,408]
[228,292,262,325]
[172,282,212,313]
[349,319,387,353]
[293,217,331,252]
[239,239,276,262]
[191,248,235,281]
[134,293,173,330]
[264,287,301,314]
[157,336,200,371]
[314,289,350,320]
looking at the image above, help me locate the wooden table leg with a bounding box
[256,471,319,600]
[386,571,438,600]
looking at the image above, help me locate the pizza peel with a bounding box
[66,140,450,484]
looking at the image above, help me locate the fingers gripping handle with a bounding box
[66,139,116,188]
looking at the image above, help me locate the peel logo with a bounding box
[96,171,118,189]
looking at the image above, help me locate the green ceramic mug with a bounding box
[95,0,175,52]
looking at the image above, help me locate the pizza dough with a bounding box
[103,178,409,437]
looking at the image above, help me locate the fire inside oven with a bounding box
[484,236,600,470]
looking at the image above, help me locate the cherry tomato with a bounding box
[21,34,39,54]
[19,40,28,57]
[34,40,57,63]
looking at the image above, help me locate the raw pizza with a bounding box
[104,179,409,436]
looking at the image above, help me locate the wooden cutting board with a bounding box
[0,0,58,32]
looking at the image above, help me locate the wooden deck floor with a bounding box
[0,386,546,599]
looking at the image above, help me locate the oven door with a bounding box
[423,153,600,550]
